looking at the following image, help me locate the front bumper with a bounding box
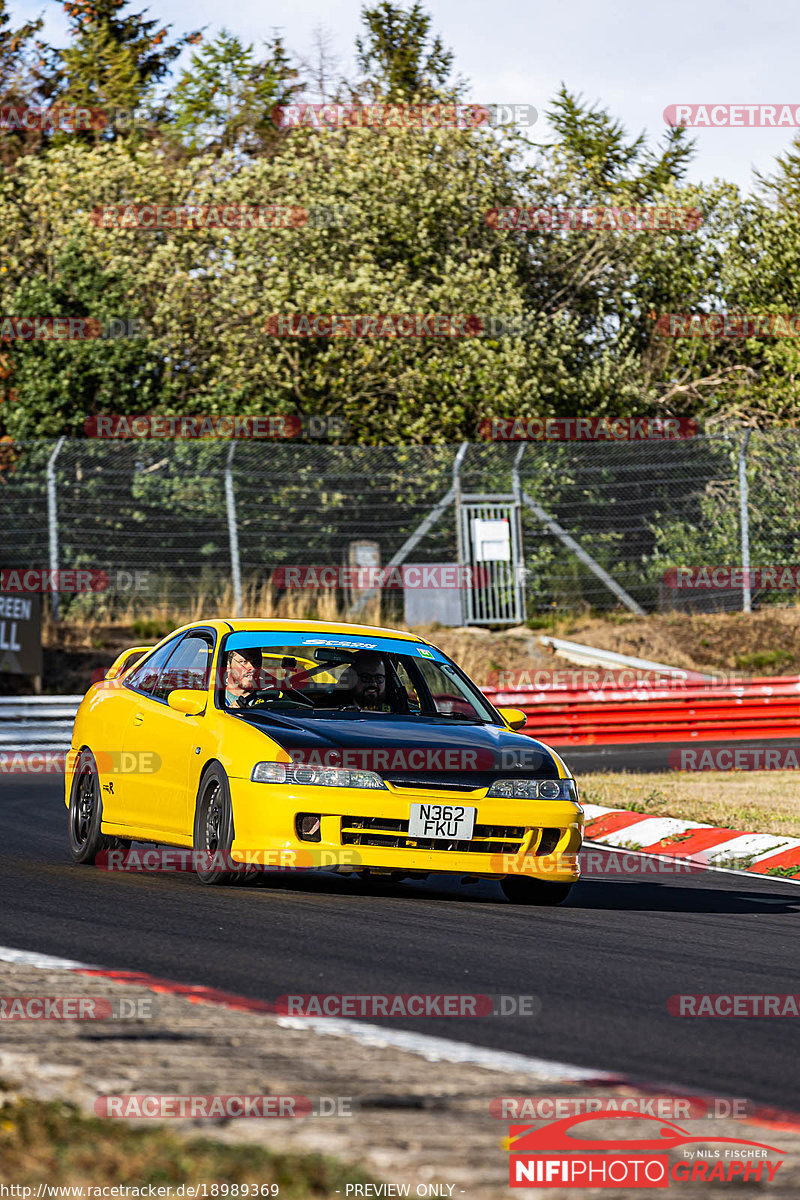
[228,777,584,881]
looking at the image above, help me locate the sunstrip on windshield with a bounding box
[222,631,449,661]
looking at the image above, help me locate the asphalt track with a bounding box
[2,777,800,1111]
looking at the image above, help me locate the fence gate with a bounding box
[457,496,525,625]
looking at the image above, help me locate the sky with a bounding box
[11,0,800,194]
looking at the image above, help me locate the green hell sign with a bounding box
[0,592,42,676]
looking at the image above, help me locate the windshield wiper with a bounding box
[410,713,488,724]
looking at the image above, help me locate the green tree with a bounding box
[355,2,456,100]
[169,29,299,154]
[0,0,60,164]
[56,0,200,135]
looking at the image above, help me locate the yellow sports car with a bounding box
[65,620,583,903]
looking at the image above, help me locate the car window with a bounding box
[217,638,496,721]
[412,658,494,719]
[125,636,183,697]
[394,661,422,712]
[154,634,214,701]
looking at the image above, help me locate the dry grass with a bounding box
[47,602,800,677]
[420,626,550,686]
[0,1089,371,1193]
[554,606,800,675]
[44,582,387,651]
[43,588,554,689]
[576,769,800,838]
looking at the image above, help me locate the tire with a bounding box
[501,876,573,906]
[193,765,249,886]
[68,749,112,864]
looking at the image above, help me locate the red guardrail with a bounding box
[481,675,800,745]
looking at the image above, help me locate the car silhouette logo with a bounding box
[505,1111,783,1154]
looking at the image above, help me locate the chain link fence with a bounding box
[0,433,797,623]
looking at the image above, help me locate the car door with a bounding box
[143,629,216,839]
[116,633,185,832]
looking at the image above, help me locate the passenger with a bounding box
[343,650,391,712]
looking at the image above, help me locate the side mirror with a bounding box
[497,706,527,731]
[168,690,206,716]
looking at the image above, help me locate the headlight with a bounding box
[251,762,386,789]
[487,778,579,801]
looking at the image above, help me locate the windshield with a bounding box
[219,633,498,723]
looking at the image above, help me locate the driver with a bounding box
[225,647,263,707]
[343,650,391,712]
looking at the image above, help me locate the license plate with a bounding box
[408,803,476,841]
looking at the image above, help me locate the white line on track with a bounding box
[0,945,94,970]
[275,1016,619,1080]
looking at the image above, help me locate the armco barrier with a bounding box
[0,696,80,749]
[483,676,800,745]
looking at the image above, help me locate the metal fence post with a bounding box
[739,430,752,613]
[453,441,468,623]
[511,443,527,614]
[46,437,65,623]
[225,443,243,617]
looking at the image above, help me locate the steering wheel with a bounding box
[239,687,314,708]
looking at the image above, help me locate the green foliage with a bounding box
[170,30,298,153]
[59,0,200,92]
[0,0,60,163]
[734,649,794,671]
[355,2,455,100]
[2,3,800,441]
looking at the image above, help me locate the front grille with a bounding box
[341,816,530,854]
[386,774,484,792]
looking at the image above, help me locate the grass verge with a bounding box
[0,1087,372,1194]
[576,769,800,839]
